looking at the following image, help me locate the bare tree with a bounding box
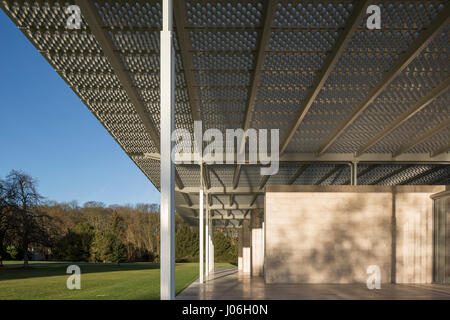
[3,170,52,267]
[0,179,14,267]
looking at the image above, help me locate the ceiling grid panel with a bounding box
[314,1,449,155]
[331,23,450,153]
[1,0,448,227]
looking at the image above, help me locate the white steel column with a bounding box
[160,0,175,301]
[209,221,214,273]
[351,161,358,185]
[205,205,210,278]
[262,221,265,275]
[238,229,243,271]
[199,165,204,283]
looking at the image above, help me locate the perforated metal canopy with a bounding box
[2,0,449,227]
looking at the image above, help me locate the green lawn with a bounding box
[0,261,234,299]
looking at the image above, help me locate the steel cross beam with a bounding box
[241,0,277,135]
[178,204,262,210]
[314,165,342,185]
[173,2,201,122]
[279,0,370,154]
[232,165,242,189]
[231,0,277,196]
[287,164,310,185]
[230,163,243,208]
[76,1,193,209]
[248,164,309,207]
[174,2,211,190]
[431,144,450,158]
[210,216,248,221]
[369,165,414,185]
[75,0,160,149]
[175,171,194,209]
[141,151,450,163]
[248,174,272,207]
[356,80,450,156]
[393,119,450,158]
[318,6,450,155]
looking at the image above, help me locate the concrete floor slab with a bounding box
[177,267,450,300]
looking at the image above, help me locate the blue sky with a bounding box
[0,10,160,207]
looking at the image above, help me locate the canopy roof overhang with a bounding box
[2,0,449,227]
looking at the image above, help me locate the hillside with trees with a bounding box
[0,170,237,266]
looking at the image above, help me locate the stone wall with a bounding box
[264,186,444,284]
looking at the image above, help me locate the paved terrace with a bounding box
[177,267,450,300]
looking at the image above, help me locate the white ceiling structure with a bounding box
[1,0,449,227]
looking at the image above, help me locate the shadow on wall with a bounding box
[266,194,393,284]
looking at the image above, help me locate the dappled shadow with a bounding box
[266,193,393,284]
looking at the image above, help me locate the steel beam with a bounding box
[175,171,193,206]
[200,214,251,220]
[76,0,194,210]
[75,0,160,150]
[207,193,212,206]
[278,153,450,164]
[318,7,450,155]
[249,194,259,207]
[230,164,242,206]
[173,2,201,122]
[199,188,204,284]
[280,0,370,154]
[230,1,276,200]
[431,143,450,158]
[241,0,277,134]
[287,164,310,185]
[248,174,271,206]
[258,175,271,189]
[202,163,211,190]
[393,119,450,158]
[232,165,242,189]
[179,204,261,210]
[142,152,450,164]
[160,0,175,300]
[214,221,243,229]
[357,80,450,156]
[174,2,212,192]
[314,165,342,185]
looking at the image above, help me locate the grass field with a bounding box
[0,261,234,299]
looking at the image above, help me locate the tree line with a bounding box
[0,170,237,267]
